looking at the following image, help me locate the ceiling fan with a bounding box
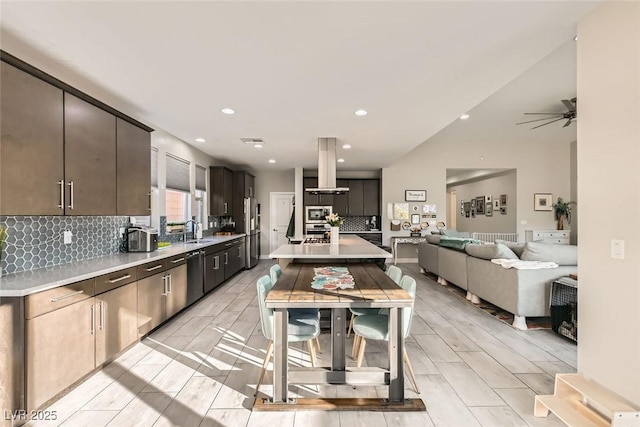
[517,97,577,129]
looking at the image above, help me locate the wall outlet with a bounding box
[63,230,73,244]
[119,227,125,235]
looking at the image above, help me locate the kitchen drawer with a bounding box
[137,259,167,280]
[167,253,187,267]
[205,243,225,255]
[95,267,138,294]
[25,278,95,319]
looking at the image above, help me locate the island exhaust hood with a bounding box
[305,137,349,194]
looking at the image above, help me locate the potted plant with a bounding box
[552,197,576,230]
[325,213,345,244]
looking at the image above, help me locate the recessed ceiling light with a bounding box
[337,158,345,163]
[460,113,470,120]
[268,159,276,164]
[342,144,351,149]
[355,109,368,116]
[254,143,263,149]
[221,108,235,115]
[195,137,206,143]
[573,35,578,41]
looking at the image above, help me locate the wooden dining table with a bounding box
[259,262,425,411]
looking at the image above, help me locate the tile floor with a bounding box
[28,261,576,427]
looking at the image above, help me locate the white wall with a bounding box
[577,2,640,405]
[448,170,517,233]
[381,42,577,259]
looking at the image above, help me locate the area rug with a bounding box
[431,275,551,330]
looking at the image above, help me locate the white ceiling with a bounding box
[0,1,598,171]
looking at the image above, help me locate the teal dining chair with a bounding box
[255,275,321,396]
[270,263,322,353]
[351,275,420,393]
[346,265,403,341]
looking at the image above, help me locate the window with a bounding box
[195,165,207,226]
[165,154,191,227]
[166,189,190,223]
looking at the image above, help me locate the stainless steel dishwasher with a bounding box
[186,249,205,305]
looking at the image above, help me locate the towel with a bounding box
[491,258,559,270]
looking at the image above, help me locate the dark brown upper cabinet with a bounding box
[64,94,117,215]
[362,179,380,216]
[232,171,255,233]
[116,118,151,215]
[0,61,64,215]
[210,166,233,216]
[1,54,152,216]
[347,180,365,215]
[332,180,349,216]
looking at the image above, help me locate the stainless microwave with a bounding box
[305,206,332,223]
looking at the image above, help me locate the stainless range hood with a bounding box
[305,137,349,194]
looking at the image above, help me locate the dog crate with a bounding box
[550,277,578,342]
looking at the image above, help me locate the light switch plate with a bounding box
[63,230,73,244]
[611,239,625,259]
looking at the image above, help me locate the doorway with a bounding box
[269,192,294,253]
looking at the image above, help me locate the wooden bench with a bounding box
[535,373,640,426]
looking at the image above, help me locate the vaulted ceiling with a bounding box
[0,1,598,171]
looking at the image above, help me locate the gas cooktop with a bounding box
[304,237,331,244]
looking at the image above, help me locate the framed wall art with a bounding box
[500,194,507,206]
[405,190,426,202]
[534,193,553,211]
[476,196,485,215]
[486,204,493,216]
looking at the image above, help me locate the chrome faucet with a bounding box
[184,219,198,243]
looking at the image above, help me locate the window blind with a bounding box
[166,153,190,192]
[151,147,159,187]
[195,165,207,191]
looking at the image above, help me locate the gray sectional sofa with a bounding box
[418,234,577,329]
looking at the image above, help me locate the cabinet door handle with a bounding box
[171,257,185,264]
[50,289,84,302]
[238,247,242,257]
[214,255,219,270]
[161,275,167,296]
[57,180,65,209]
[145,264,163,272]
[148,191,152,212]
[224,202,228,214]
[108,274,131,284]
[167,274,172,294]
[225,253,228,265]
[90,304,95,335]
[67,180,74,210]
[99,301,105,330]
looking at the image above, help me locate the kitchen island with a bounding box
[269,234,392,268]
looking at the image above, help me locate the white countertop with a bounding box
[0,234,246,297]
[269,234,392,259]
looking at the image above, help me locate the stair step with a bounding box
[557,374,638,417]
[536,395,609,427]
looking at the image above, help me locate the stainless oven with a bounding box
[305,223,329,235]
[305,206,332,223]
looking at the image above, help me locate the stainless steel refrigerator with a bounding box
[244,197,259,268]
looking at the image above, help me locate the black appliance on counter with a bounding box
[121,226,158,252]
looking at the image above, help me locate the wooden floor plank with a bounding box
[253,397,426,412]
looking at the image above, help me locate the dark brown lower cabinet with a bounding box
[95,282,138,366]
[26,298,95,410]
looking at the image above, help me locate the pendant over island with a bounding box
[269,234,392,268]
